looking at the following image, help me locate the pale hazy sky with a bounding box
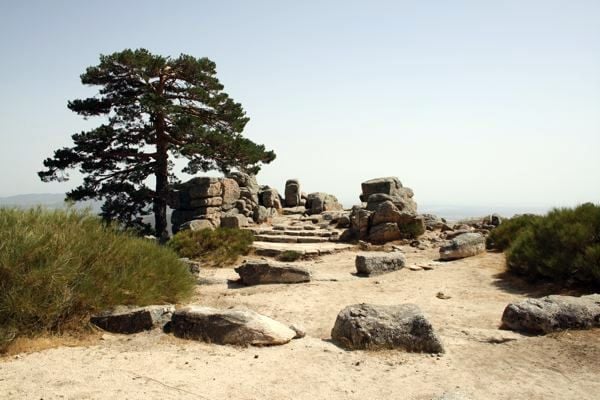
[1,0,599,209]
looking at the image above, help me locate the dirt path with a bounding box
[1,248,599,399]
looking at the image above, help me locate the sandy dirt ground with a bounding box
[1,246,599,400]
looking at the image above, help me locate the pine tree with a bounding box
[39,49,275,241]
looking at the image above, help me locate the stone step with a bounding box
[254,235,330,244]
[252,241,354,258]
[245,227,339,239]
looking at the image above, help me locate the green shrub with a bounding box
[278,250,302,262]
[0,208,194,352]
[505,203,600,286]
[486,214,541,250]
[167,228,253,267]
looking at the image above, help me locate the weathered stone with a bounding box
[336,214,351,228]
[306,192,343,215]
[178,219,215,231]
[91,305,175,334]
[355,251,406,276]
[439,233,485,260]
[239,187,260,205]
[398,215,426,238]
[221,214,248,229]
[360,177,403,201]
[189,196,223,208]
[368,222,401,244]
[501,294,600,334]
[366,194,417,215]
[284,179,301,207]
[171,306,296,346]
[331,303,444,353]
[185,177,222,199]
[350,206,372,239]
[371,200,416,226]
[422,214,446,230]
[261,188,282,209]
[235,260,311,285]
[228,172,260,195]
[253,205,271,224]
[221,178,241,205]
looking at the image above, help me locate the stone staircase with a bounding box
[244,221,353,258]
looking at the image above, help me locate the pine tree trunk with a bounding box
[154,113,169,243]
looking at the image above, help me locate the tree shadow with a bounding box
[490,271,591,298]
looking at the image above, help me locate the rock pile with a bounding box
[348,177,425,244]
[169,172,280,233]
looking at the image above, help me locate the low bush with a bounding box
[167,227,253,267]
[486,214,541,251]
[504,203,600,287]
[278,250,302,262]
[0,208,194,352]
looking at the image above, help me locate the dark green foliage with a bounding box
[504,203,600,287]
[38,49,275,239]
[167,228,254,267]
[278,250,303,262]
[486,214,542,251]
[0,208,194,352]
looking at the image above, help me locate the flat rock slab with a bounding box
[439,232,485,260]
[501,294,600,334]
[331,303,444,353]
[91,305,175,334]
[252,241,353,257]
[171,306,296,346]
[355,251,406,276]
[235,260,311,285]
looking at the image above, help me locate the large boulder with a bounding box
[360,177,404,201]
[171,306,296,346]
[235,260,311,285]
[439,233,486,260]
[284,179,301,207]
[421,214,446,230]
[221,178,241,206]
[350,206,372,239]
[91,305,175,334]
[186,177,222,199]
[368,222,402,244]
[228,172,260,195]
[366,193,417,215]
[371,200,416,226]
[501,294,600,334]
[260,188,283,209]
[220,214,248,229]
[331,303,444,353]
[306,192,343,215]
[355,251,406,276]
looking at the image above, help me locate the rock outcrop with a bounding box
[284,179,302,207]
[347,177,424,244]
[91,305,175,334]
[439,232,486,260]
[501,294,600,334]
[169,173,281,233]
[305,192,343,215]
[355,252,406,276]
[331,303,444,353]
[171,306,296,346]
[235,259,311,285]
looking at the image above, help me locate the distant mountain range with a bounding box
[0,193,102,211]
